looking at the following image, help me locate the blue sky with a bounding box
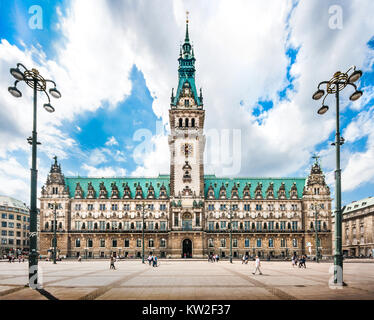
[0,0,374,207]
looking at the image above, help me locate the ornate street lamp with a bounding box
[142,202,148,264]
[313,203,322,263]
[312,66,363,285]
[8,63,60,289]
[53,202,57,264]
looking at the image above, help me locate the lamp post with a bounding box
[8,63,60,288]
[312,66,363,285]
[228,210,233,264]
[53,202,57,264]
[142,202,146,264]
[314,203,320,263]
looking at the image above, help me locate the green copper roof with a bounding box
[171,21,202,107]
[64,175,306,200]
[204,176,306,200]
[65,176,170,199]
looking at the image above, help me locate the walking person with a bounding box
[216,254,219,263]
[252,256,263,275]
[153,255,158,267]
[148,255,152,266]
[292,254,297,267]
[242,254,246,264]
[78,255,82,262]
[110,255,116,270]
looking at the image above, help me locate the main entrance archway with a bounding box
[182,239,192,258]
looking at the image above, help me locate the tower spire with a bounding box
[185,11,190,43]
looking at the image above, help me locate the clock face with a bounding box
[181,143,193,156]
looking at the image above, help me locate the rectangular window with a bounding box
[317,220,321,232]
[292,239,298,248]
[100,239,105,247]
[99,204,106,211]
[208,239,214,247]
[123,221,130,230]
[208,204,215,211]
[123,204,130,211]
[124,239,130,247]
[196,214,200,227]
[280,221,286,230]
[8,239,14,245]
[75,204,81,211]
[99,221,105,230]
[136,221,142,230]
[160,204,166,211]
[256,239,262,247]
[292,221,298,231]
[174,215,179,227]
[1,230,6,236]
[256,222,262,231]
[148,204,154,211]
[1,213,6,219]
[244,221,250,230]
[244,239,250,247]
[8,231,14,236]
[233,239,238,247]
[220,239,226,247]
[9,214,14,219]
[16,231,21,237]
[1,238,7,245]
[208,221,214,231]
[136,204,142,211]
[148,221,154,230]
[112,221,118,230]
[87,204,94,211]
[75,239,81,247]
[268,221,274,230]
[87,221,93,230]
[232,221,238,230]
[17,215,21,221]
[256,204,262,211]
[269,238,274,247]
[136,239,142,247]
[220,221,226,229]
[16,223,21,229]
[244,204,250,211]
[160,221,166,230]
[75,221,81,230]
[112,239,117,248]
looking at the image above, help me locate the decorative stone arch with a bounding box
[181,238,193,258]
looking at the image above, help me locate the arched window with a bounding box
[148,239,154,247]
[131,222,134,230]
[287,222,291,230]
[323,222,327,230]
[185,118,189,127]
[252,222,255,230]
[94,222,98,229]
[58,222,62,229]
[82,222,86,230]
[160,238,166,247]
[276,222,279,230]
[106,223,110,230]
[263,223,267,230]
[292,238,298,248]
[191,118,195,127]
[208,238,214,247]
[269,238,274,248]
[310,222,314,229]
[215,222,219,230]
[179,118,183,127]
[45,222,49,230]
[155,222,158,230]
[240,222,243,230]
[118,222,122,229]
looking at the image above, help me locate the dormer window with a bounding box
[185,99,189,107]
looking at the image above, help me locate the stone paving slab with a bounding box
[0,260,373,300]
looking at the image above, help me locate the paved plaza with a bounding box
[0,260,373,300]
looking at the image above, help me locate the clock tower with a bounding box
[168,15,205,241]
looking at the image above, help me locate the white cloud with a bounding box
[82,164,127,177]
[105,136,119,146]
[1,0,374,204]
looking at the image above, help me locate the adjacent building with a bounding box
[0,195,30,256]
[39,19,333,259]
[340,197,374,257]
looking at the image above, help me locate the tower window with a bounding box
[185,118,189,127]
[191,118,195,127]
[184,99,189,107]
[179,118,183,127]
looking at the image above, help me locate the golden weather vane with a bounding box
[186,10,189,23]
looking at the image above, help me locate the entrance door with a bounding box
[182,239,192,258]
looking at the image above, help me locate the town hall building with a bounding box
[39,19,333,259]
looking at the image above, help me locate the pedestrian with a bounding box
[216,254,219,263]
[252,255,263,275]
[78,255,82,262]
[292,254,297,267]
[245,254,249,264]
[153,255,158,267]
[110,255,116,270]
[242,255,246,264]
[148,255,152,266]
